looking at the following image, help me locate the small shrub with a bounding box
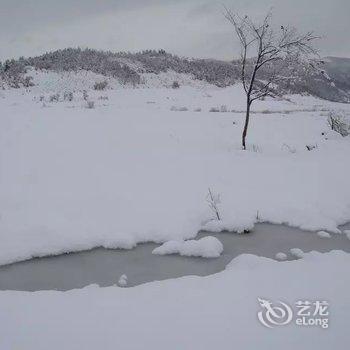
[306,144,317,151]
[49,93,60,102]
[86,101,95,109]
[93,80,108,90]
[220,105,228,113]
[64,91,73,101]
[83,90,88,101]
[282,143,296,153]
[209,107,220,112]
[251,144,260,153]
[170,106,188,112]
[23,76,34,87]
[194,108,202,112]
[172,81,180,89]
[327,111,350,137]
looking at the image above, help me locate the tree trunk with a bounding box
[242,99,251,150]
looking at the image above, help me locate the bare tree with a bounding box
[224,9,320,149]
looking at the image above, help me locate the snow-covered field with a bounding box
[1,81,350,265]
[0,251,349,349]
[1,77,350,349]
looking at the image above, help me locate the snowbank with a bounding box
[290,248,305,258]
[152,236,223,258]
[275,252,288,260]
[0,251,348,350]
[317,231,331,238]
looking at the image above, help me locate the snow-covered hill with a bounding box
[1,48,350,102]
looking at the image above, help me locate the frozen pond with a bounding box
[0,223,349,291]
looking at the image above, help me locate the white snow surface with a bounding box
[1,82,350,265]
[0,251,349,349]
[152,236,223,258]
[24,68,211,94]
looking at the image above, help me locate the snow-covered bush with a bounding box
[86,101,95,109]
[220,105,228,113]
[172,81,180,89]
[281,143,296,153]
[170,106,188,112]
[306,144,317,151]
[49,93,60,102]
[23,76,34,88]
[94,80,108,90]
[83,90,88,101]
[327,111,350,137]
[63,91,73,101]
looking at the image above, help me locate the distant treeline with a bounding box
[0,48,240,88]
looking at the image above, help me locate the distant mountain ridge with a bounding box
[1,48,349,103]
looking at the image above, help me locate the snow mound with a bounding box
[118,274,128,287]
[152,236,223,258]
[290,248,305,258]
[201,218,254,234]
[317,231,331,238]
[275,252,288,261]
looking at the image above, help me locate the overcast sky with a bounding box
[0,0,349,61]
